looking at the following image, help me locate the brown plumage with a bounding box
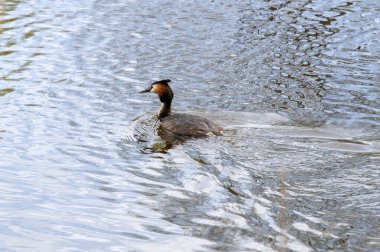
[139,79,223,138]
[160,113,223,137]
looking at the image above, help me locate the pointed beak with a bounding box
[139,86,151,93]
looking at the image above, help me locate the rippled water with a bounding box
[1,0,379,251]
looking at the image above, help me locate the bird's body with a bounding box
[160,113,223,137]
[139,79,223,138]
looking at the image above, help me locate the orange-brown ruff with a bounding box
[139,79,223,137]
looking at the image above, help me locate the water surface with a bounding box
[0,0,379,251]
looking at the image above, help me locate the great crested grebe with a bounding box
[139,79,223,138]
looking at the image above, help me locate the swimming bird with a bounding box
[139,79,223,138]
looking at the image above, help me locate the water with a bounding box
[0,0,379,251]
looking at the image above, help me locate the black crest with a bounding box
[153,79,171,85]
